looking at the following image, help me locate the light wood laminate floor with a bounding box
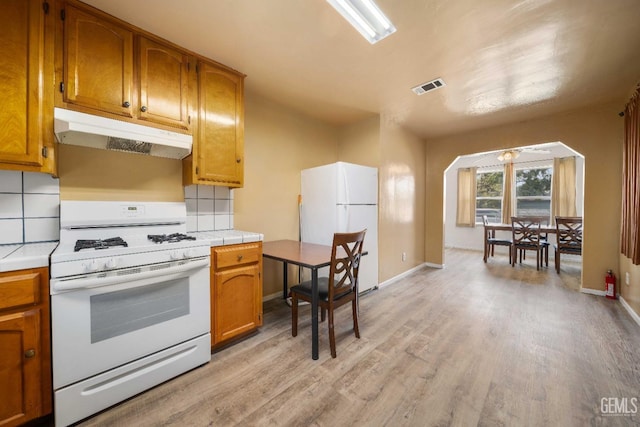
[75,249,640,426]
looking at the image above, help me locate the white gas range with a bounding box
[50,201,212,426]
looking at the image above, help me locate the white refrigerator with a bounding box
[301,162,378,293]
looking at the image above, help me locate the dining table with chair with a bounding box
[482,215,582,272]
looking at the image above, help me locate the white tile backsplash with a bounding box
[185,185,233,232]
[0,219,24,244]
[24,194,59,218]
[184,185,197,199]
[214,186,230,199]
[0,194,23,218]
[0,170,22,192]
[25,218,60,243]
[197,215,214,231]
[0,171,59,244]
[198,185,215,199]
[214,199,230,214]
[197,199,215,215]
[23,172,60,194]
[214,214,230,230]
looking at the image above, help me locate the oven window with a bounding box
[90,278,190,343]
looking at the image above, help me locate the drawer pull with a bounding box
[25,349,36,359]
[237,255,243,262]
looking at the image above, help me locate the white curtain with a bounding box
[551,156,577,224]
[502,162,515,224]
[456,167,477,227]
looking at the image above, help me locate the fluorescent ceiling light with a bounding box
[327,0,396,44]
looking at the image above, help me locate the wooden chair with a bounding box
[554,216,582,274]
[290,230,366,358]
[482,215,512,263]
[511,217,547,270]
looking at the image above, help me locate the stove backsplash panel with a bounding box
[184,185,233,232]
[0,170,60,244]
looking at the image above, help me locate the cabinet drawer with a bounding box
[0,273,41,311]
[214,243,261,269]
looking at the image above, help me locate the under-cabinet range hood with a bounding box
[54,107,192,159]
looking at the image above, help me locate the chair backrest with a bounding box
[555,216,583,249]
[328,230,366,300]
[511,216,542,246]
[482,215,490,238]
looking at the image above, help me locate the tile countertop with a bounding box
[0,242,59,273]
[189,230,264,246]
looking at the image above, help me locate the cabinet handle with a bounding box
[141,106,147,112]
[236,158,241,163]
[123,101,130,108]
[237,255,243,262]
[25,349,36,359]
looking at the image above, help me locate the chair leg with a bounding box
[352,298,360,339]
[291,294,298,337]
[321,307,326,322]
[328,307,337,358]
[536,249,540,271]
[555,251,560,274]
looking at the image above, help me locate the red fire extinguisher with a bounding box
[605,270,616,300]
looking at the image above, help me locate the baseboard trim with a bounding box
[580,287,606,297]
[425,262,444,269]
[378,263,430,288]
[263,291,283,302]
[620,296,640,327]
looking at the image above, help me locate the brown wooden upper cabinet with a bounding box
[183,60,245,187]
[137,36,191,130]
[0,0,55,175]
[56,0,192,132]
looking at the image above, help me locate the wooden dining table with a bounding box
[483,223,556,262]
[262,240,335,360]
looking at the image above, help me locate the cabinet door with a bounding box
[0,310,41,426]
[214,263,261,344]
[62,3,134,117]
[196,61,244,186]
[0,0,53,171]
[138,36,191,130]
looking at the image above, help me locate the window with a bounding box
[476,171,503,223]
[515,167,552,220]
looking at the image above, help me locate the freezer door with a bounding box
[336,204,378,292]
[336,162,378,205]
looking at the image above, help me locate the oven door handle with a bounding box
[51,258,210,293]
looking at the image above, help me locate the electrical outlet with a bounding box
[626,272,630,286]
[402,252,407,262]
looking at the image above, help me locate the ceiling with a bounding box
[83,0,640,139]
[451,142,579,169]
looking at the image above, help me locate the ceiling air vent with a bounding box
[411,78,446,95]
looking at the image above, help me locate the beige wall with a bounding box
[338,116,381,167]
[58,144,184,201]
[425,102,623,293]
[234,92,339,297]
[378,117,426,282]
[619,256,640,320]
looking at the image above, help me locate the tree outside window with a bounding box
[476,171,503,223]
[515,167,552,220]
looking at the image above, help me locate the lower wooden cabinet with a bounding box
[211,242,262,348]
[0,268,52,426]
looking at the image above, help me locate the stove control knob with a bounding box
[82,260,100,273]
[104,258,118,269]
[182,249,193,259]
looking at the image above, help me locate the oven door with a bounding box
[51,257,210,390]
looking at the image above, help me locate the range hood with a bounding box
[54,107,192,159]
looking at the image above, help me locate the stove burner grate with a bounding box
[147,233,196,244]
[74,237,128,252]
